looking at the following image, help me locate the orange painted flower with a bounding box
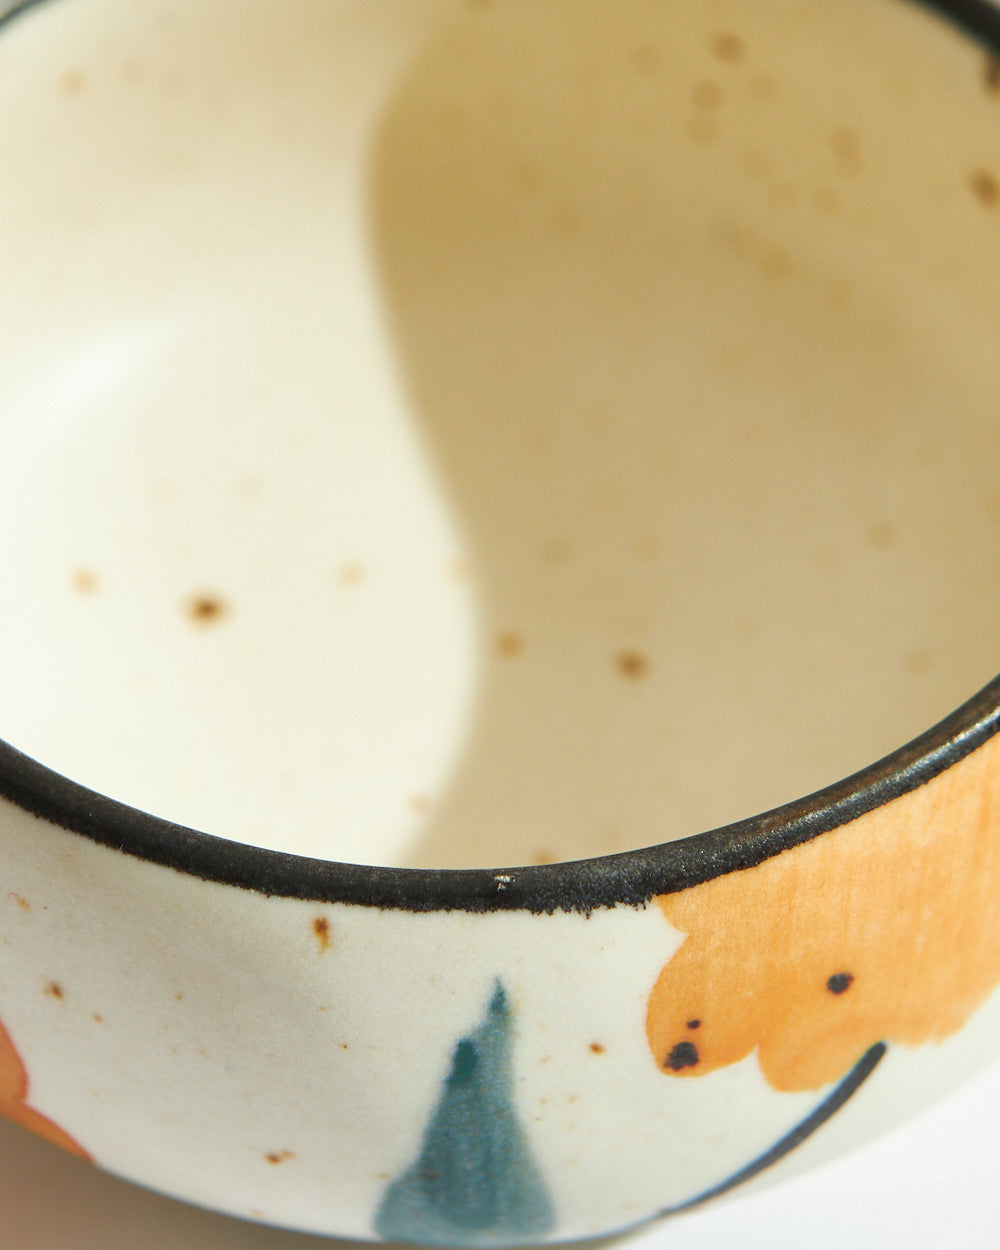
[647,734,1000,1092]
[0,1017,91,1160]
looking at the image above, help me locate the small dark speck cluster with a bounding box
[665,1040,699,1070]
[265,1150,295,1165]
[827,972,854,995]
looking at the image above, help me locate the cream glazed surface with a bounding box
[1,0,1000,1242]
[0,0,1000,869]
[3,718,1000,1242]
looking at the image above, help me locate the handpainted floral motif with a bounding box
[376,982,554,1247]
[0,1016,91,1160]
[647,738,1000,1092]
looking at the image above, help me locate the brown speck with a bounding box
[541,538,570,565]
[810,184,840,217]
[337,562,366,587]
[906,649,934,677]
[312,917,331,951]
[633,534,661,562]
[341,1043,349,1050]
[687,114,718,144]
[60,68,85,95]
[866,519,897,549]
[630,45,662,75]
[742,149,772,181]
[759,246,795,280]
[985,55,1000,94]
[748,73,776,101]
[830,125,863,177]
[532,849,555,865]
[8,893,30,911]
[45,981,64,1000]
[409,793,432,816]
[539,1055,552,1065]
[511,160,543,194]
[92,1013,103,1024]
[767,181,798,211]
[186,593,229,626]
[72,568,98,595]
[716,218,749,251]
[549,206,581,239]
[687,1019,701,1029]
[711,32,746,63]
[265,1150,295,1165]
[969,167,999,207]
[437,105,468,139]
[160,69,184,97]
[236,474,263,502]
[174,992,184,1002]
[826,277,855,310]
[616,650,650,680]
[691,80,723,109]
[589,1042,606,1054]
[496,631,525,658]
[152,477,178,503]
[250,1210,266,1220]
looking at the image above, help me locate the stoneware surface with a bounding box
[1,0,1000,1245]
[2,1051,999,1248]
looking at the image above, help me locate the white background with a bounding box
[3,1050,999,1250]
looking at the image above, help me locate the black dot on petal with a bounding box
[827,972,854,995]
[665,1041,700,1070]
[686,1019,701,1030]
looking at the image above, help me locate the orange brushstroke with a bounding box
[0,1019,91,1160]
[647,732,1000,1091]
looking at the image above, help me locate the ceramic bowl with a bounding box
[2,0,1000,1243]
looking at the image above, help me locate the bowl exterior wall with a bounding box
[2,735,1000,1243]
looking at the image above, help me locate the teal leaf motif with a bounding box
[375,982,555,1246]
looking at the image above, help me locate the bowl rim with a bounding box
[1,675,998,913]
[2,0,999,913]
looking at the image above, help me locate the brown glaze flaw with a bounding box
[0,1019,92,1160]
[647,733,1000,1091]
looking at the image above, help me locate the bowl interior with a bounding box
[0,0,998,868]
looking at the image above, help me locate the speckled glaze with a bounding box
[3,0,1000,1244]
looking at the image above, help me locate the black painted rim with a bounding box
[1,0,999,913]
